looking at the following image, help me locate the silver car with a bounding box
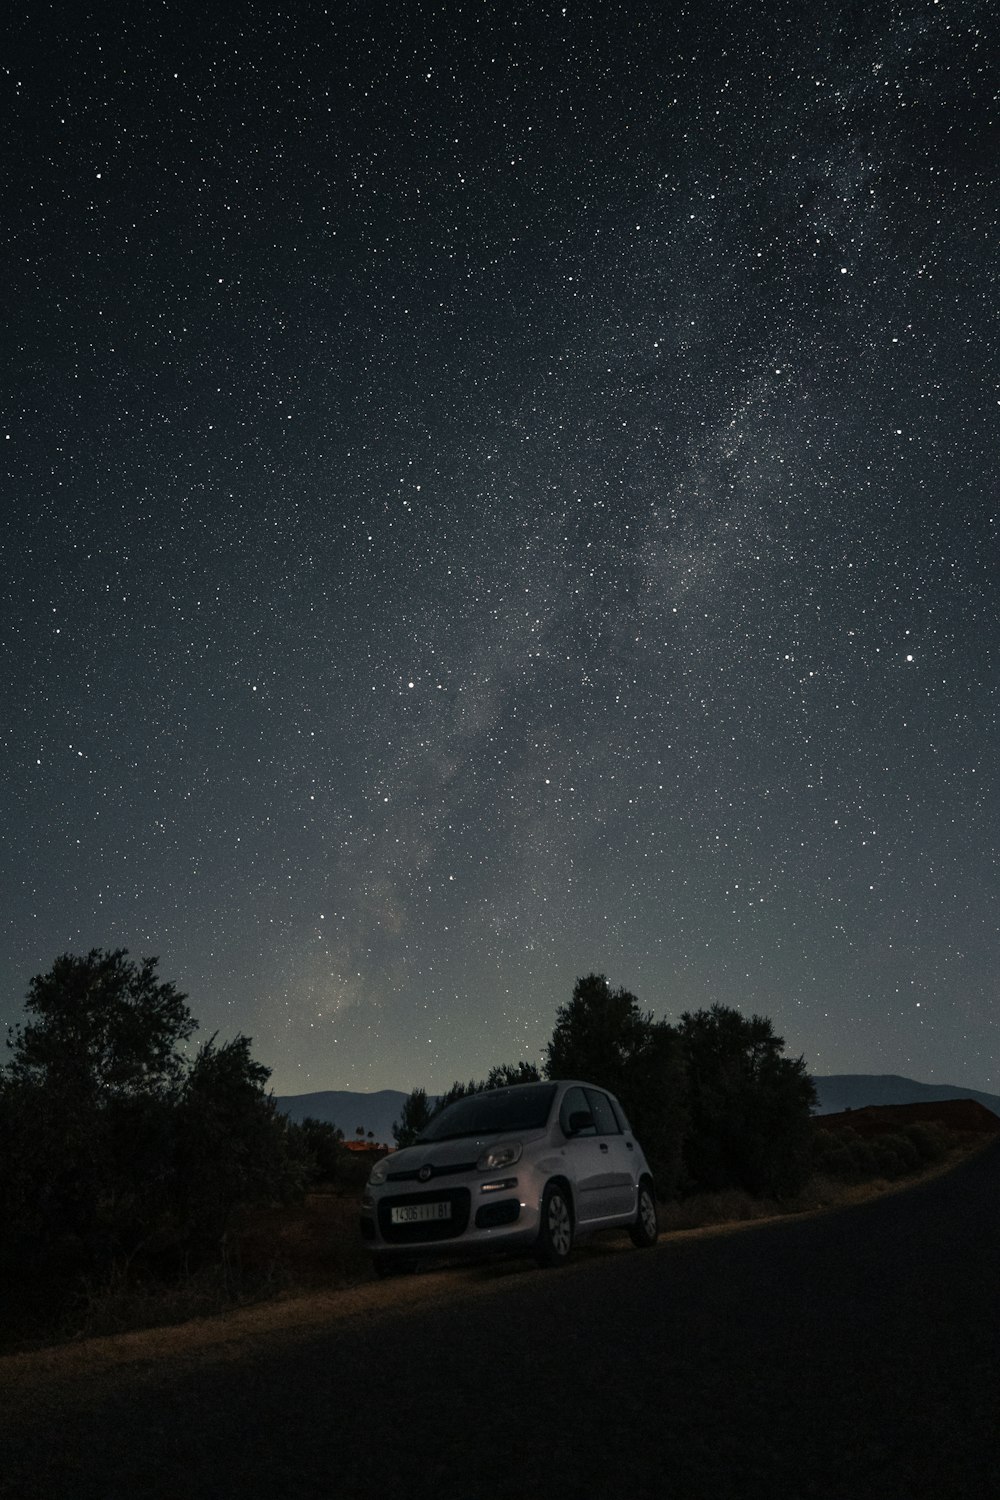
[360,1079,659,1274]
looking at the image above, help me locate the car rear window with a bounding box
[418,1083,558,1142]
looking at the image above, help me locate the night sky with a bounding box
[3,1,998,1098]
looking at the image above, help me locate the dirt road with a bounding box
[3,1142,999,1500]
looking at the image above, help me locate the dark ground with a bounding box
[3,1141,999,1500]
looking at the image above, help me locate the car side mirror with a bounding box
[568,1110,595,1136]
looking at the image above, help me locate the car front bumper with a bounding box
[361,1176,543,1260]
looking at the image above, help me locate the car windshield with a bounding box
[417,1083,558,1142]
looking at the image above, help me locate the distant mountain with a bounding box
[275,1073,1000,1144]
[275,1088,408,1144]
[812,1074,1000,1119]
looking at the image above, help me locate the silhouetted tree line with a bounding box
[0,950,337,1297]
[395,973,817,1199]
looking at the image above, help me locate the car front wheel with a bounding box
[629,1181,659,1248]
[535,1183,574,1267]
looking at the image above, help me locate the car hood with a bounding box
[390,1127,547,1174]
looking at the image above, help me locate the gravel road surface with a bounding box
[3,1142,999,1500]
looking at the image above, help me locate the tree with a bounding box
[2,950,197,1259]
[0,949,301,1278]
[617,1021,689,1199]
[546,974,654,1094]
[393,1086,434,1148]
[173,1033,299,1247]
[484,1061,541,1089]
[545,974,687,1196]
[678,1004,816,1197]
[6,948,195,1101]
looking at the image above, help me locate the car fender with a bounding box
[533,1149,573,1184]
[535,1167,577,1226]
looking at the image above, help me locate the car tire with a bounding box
[534,1183,574,1267]
[629,1180,659,1248]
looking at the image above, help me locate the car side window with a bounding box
[584,1088,621,1135]
[560,1086,597,1137]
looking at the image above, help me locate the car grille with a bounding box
[386,1160,477,1182]
[378,1189,471,1243]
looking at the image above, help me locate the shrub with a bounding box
[811,1122,953,1183]
[288,1117,345,1186]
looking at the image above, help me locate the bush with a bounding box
[288,1117,345,1186]
[903,1121,949,1165]
[811,1122,953,1183]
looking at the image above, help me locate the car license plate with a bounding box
[390,1201,451,1225]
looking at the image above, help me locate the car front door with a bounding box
[559,1086,617,1223]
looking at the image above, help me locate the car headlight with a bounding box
[368,1160,388,1186]
[477,1142,522,1171]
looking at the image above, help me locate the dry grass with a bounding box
[659,1187,788,1232]
[0,1188,371,1354]
[232,1189,372,1289]
[651,1133,991,1238]
[65,1190,370,1344]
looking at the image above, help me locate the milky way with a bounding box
[3,1,997,1094]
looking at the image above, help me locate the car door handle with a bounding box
[625,1140,634,1149]
[599,1143,609,1153]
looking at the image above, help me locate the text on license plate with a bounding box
[390,1201,452,1225]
